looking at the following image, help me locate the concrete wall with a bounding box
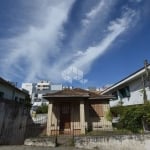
[74,134,150,150]
[110,77,150,107]
[0,100,29,144]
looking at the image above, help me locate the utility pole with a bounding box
[142,59,149,104]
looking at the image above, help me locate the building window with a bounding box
[0,91,4,98]
[15,96,18,101]
[112,91,118,99]
[34,93,38,97]
[119,86,130,98]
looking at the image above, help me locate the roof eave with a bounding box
[43,95,89,98]
[102,65,150,94]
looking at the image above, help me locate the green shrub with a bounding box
[110,103,150,133]
[105,109,113,122]
[36,104,48,114]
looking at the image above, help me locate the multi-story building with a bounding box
[21,81,63,106]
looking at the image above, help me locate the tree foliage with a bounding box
[36,104,48,114]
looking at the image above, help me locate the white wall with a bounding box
[0,83,26,101]
[110,78,150,107]
[22,83,33,95]
[51,84,62,91]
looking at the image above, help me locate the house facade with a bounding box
[43,88,112,135]
[0,77,28,102]
[101,64,150,107]
[0,77,31,145]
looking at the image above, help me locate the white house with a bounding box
[0,77,28,102]
[101,63,150,107]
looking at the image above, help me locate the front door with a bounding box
[59,103,71,133]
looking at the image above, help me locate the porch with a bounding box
[47,100,86,136]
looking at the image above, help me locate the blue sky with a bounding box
[0,0,150,88]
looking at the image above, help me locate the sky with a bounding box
[0,0,150,88]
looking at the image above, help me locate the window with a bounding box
[0,91,4,98]
[112,91,118,99]
[34,93,38,97]
[15,96,18,101]
[119,86,130,98]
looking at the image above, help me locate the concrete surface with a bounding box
[24,137,56,147]
[0,146,84,150]
[74,134,150,150]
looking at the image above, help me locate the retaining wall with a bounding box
[74,134,150,150]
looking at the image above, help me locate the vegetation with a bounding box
[36,104,48,114]
[105,109,113,122]
[24,96,32,108]
[110,102,150,133]
[86,130,132,136]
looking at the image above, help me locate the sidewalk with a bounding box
[0,146,84,150]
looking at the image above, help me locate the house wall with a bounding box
[0,83,26,101]
[48,100,112,135]
[89,101,112,130]
[0,83,14,100]
[110,78,150,107]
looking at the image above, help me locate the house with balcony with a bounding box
[101,63,150,107]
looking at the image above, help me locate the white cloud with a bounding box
[129,0,143,3]
[1,0,75,82]
[81,0,116,27]
[70,0,118,51]
[0,1,140,85]
[66,9,137,74]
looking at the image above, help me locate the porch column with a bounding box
[80,101,85,134]
[47,101,53,136]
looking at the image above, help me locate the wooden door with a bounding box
[59,103,71,131]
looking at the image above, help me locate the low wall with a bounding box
[74,134,150,150]
[0,100,30,145]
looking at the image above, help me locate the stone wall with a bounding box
[74,134,150,150]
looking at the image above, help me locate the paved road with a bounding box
[0,146,85,150]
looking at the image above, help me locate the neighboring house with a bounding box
[22,81,63,106]
[43,88,113,135]
[0,77,28,102]
[101,63,150,107]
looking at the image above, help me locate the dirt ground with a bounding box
[0,146,84,150]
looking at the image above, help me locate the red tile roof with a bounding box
[43,88,113,100]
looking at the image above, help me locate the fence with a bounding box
[3,100,148,145]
